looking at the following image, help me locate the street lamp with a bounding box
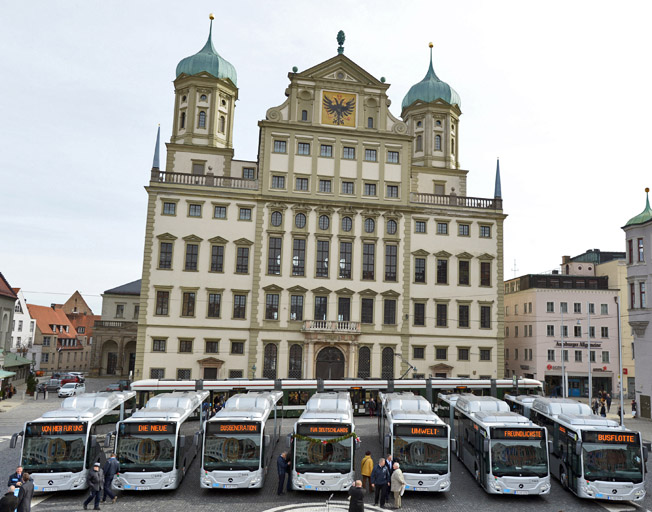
[251,364,257,379]
[615,296,624,425]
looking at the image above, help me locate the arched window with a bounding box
[198,111,206,128]
[271,211,282,227]
[200,94,207,102]
[301,110,308,121]
[319,215,330,230]
[368,117,374,128]
[357,346,371,378]
[219,115,225,133]
[381,347,394,379]
[364,218,375,233]
[295,213,306,228]
[341,217,352,232]
[435,135,441,151]
[263,344,278,379]
[416,135,423,152]
[180,112,186,129]
[289,344,303,379]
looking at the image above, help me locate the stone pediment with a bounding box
[478,253,495,261]
[297,54,386,88]
[198,357,225,367]
[156,232,177,241]
[412,249,430,257]
[208,236,228,244]
[287,285,308,293]
[233,238,254,246]
[380,290,400,297]
[183,234,204,242]
[262,284,284,292]
[358,288,378,296]
[311,286,332,295]
[268,202,288,211]
[335,288,355,296]
[430,363,453,371]
[434,250,452,258]
[456,252,474,259]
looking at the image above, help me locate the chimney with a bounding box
[561,255,571,264]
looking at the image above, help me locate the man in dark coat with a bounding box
[16,473,34,512]
[83,462,104,510]
[370,458,390,507]
[348,480,365,512]
[102,453,119,504]
[6,466,22,488]
[277,452,291,495]
[0,486,18,512]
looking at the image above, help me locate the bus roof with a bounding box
[504,394,538,405]
[38,391,136,422]
[531,397,592,417]
[557,414,621,428]
[210,391,282,422]
[455,395,510,415]
[473,411,532,426]
[298,392,353,423]
[379,392,445,424]
[124,391,208,423]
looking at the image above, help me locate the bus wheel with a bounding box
[560,467,568,489]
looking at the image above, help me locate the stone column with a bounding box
[348,342,355,378]
[306,341,314,379]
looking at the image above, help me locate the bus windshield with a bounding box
[22,422,87,473]
[582,431,643,483]
[204,422,261,471]
[393,424,448,474]
[295,423,352,474]
[117,422,176,472]
[490,428,548,478]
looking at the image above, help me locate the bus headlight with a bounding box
[73,477,86,487]
[635,490,645,497]
[580,485,593,497]
[251,476,262,486]
[540,483,550,494]
[489,481,502,492]
[202,478,211,487]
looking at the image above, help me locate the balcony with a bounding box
[302,320,361,333]
[94,320,136,328]
[151,170,259,191]
[410,192,502,210]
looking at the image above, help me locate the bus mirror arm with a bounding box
[450,439,457,454]
[548,440,553,455]
[286,433,292,449]
[9,431,23,449]
[643,445,649,464]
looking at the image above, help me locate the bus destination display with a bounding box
[394,425,447,437]
[211,422,261,434]
[27,422,87,436]
[297,424,351,436]
[122,422,175,435]
[583,431,639,444]
[492,428,543,439]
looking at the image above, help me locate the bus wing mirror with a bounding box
[286,434,292,449]
[104,431,114,448]
[483,439,490,452]
[548,440,553,455]
[9,432,22,449]
[643,444,649,463]
[264,434,271,446]
[383,433,391,453]
[450,439,457,454]
[575,441,582,456]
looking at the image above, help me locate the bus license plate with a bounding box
[413,487,426,491]
[136,486,150,491]
[42,487,56,492]
[515,490,529,495]
[223,484,237,489]
[607,496,622,501]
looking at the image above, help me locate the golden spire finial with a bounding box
[209,13,214,20]
[646,187,650,193]
[429,42,433,48]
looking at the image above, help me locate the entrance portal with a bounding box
[316,347,345,379]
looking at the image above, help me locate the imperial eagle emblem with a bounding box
[323,94,356,125]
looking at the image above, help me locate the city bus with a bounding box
[454,394,551,495]
[201,391,283,489]
[378,392,452,492]
[112,390,209,491]
[290,392,356,491]
[10,391,136,492]
[522,396,646,501]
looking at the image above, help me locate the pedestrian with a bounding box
[348,480,365,512]
[102,453,119,504]
[7,386,12,399]
[41,384,46,400]
[369,398,377,417]
[370,458,390,507]
[592,398,599,415]
[632,399,637,417]
[16,473,33,512]
[385,454,393,499]
[390,463,405,509]
[360,451,373,493]
[82,462,104,510]
[276,452,291,495]
[606,393,612,413]
[7,466,23,488]
[600,402,606,417]
[0,486,18,512]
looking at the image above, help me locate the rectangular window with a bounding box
[210,245,224,272]
[155,291,169,316]
[184,244,198,271]
[386,185,399,198]
[314,296,328,321]
[436,347,447,360]
[437,222,448,235]
[231,341,245,354]
[479,225,491,238]
[364,183,377,196]
[267,237,282,275]
[479,349,491,361]
[385,245,397,281]
[233,295,247,319]
[458,348,469,361]
[236,247,250,273]
[590,350,596,363]
[458,224,470,236]
[414,258,426,283]
[342,146,356,159]
[387,151,399,164]
[480,306,491,328]
[207,293,221,318]
[601,303,608,315]
[159,242,173,269]
[628,239,634,264]
[243,167,255,180]
[574,302,582,314]
[589,326,595,338]
[319,179,332,193]
[150,368,165,379]
[547,325,554,336]
[152,339,166,352]
[631,282,636,308]
[179,340,193,353]
[204,340,219,354]
[163,202,176,215]
[229,369,243,378]
[436,259,448,284]
[339,242,352,279]
[560,302,568,313]
[182,292,196,317]
[546,301,554,313]
[364,149,377,162]
[413,303,425,326]
[362,243,375,280]
[297,142,310,155]
[589,303,595,314]
[458,260,469,285]
[602,351,610,363]
[480,261,491,287]
[338,297,351,322]
[316,240,329,277]
[296,177,309,191]
[213,206,226,219]
[562,325,568,337]
[641,282,647,308]
[601,326,609,338]
[436,303,447,327]
[383,299,396,325]
[292,239,306,276]
[361,298,374,324]
[341,181,354,195]
[547,349,555,361]
[176,369,191,380]
[574,350,582,362]
[515,326,519,337]
[320,144,333,157]
[239,208,252,220]
[265,294,279,320]
[271,175,286,189]
[413,347,425,359]
[574,325,581,337]
[188,204,202,217]
[415,220,426,233]
[273,140,287,153]
[458,304,470,328]
[638,238,644,262]
[290,295,304,321]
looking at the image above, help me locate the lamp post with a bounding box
[615,296,624,425]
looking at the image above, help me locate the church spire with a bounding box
[152,124,161,170]
[494,158,502,199]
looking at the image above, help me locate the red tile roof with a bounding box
[0,273,17,300]
[27,304,77,338]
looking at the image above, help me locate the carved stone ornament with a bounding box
[266,108,283,121]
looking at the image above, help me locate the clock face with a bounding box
[321,91,356,127]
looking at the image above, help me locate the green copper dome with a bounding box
[402,48,460,110]
[625,189,652,226]
[176,21,237,86]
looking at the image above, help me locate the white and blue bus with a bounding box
[201,391,283,489]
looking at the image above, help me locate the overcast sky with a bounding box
[1,1,650,313]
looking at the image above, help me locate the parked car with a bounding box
[59,374,81,385]
[105,383,122,392]
[68,372,85,383]
[45,378,61,391]
[58,382,85,398]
